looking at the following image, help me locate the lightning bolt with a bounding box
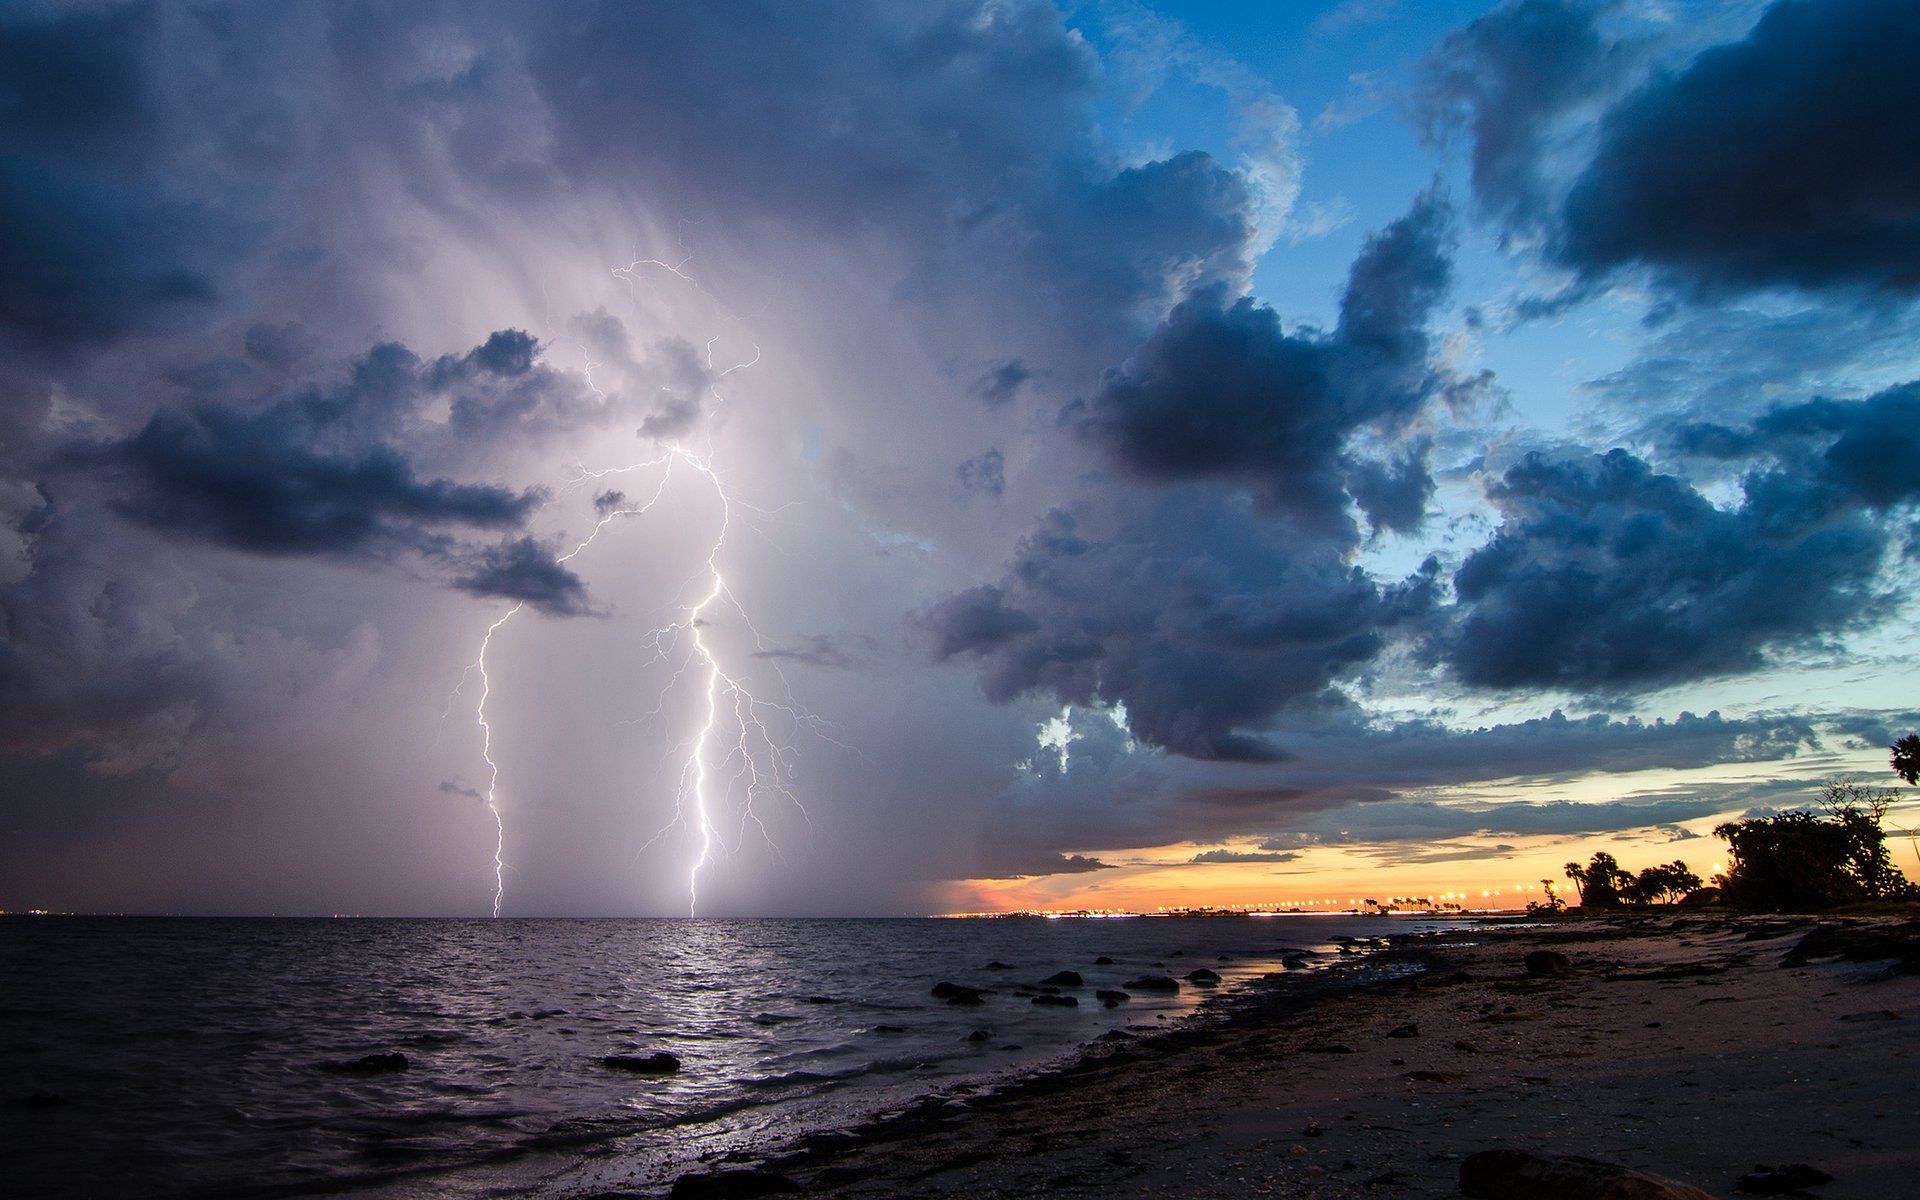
[458,255,812,915]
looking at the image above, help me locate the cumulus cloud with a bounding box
[1417,0,1622,231]
[62,333,611,615]
[1557,0,1920,298]
[1072,193,1457,538]
[925,491,1441,761]
[1440,447,1892,690]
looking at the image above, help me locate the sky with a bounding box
[2,0,1917,917]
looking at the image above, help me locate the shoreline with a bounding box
[657,913,1920,1199]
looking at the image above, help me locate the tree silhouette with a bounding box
[1713,781,1916,911]
[1565,852,1632,908]
[1893,733,1920,786]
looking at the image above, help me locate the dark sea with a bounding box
[0,915,1459,1198]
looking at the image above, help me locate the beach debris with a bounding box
[1460,1150,1717,1200]
[600,1052,680,1074]
[1302,1120,1326,1137]
[668,1167,799,1198]
[1040,970,1084,987]
[1737,1164,1835,1194]
[317,1052,408,1074]
[1123,974,1181,992]
[1032,993,1079,1007]
[1524,950,1576,977]
[1386,1022,1420,1038]
[1184,968,1222,985]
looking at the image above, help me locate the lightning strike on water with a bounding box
[460,256,811,916]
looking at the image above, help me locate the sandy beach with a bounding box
[661,915,1920,1199]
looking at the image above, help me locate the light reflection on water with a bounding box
[0,915,1456,1197]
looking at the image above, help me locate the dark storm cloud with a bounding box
[1417,0,1621,229]
[1557,0,1920,298]
[1440,447,1891,691]
[970,360,1032,407]
[0,5,232,354]
[1668,381,1920,510]
[1073,195,1455,538]
[976,852,1113,880]
[82,341,539,553]
[956,448,1006,497]
[453,537,590,616]
[1345,442,1435,535]
[66,332,618,616]
[924,491,1440,762]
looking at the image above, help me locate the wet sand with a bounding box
[661,915,1920,1199]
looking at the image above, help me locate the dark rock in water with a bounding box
[17,1092,63,1109]
[1737,1164,1835,1195]
[1040,970,1084,987]
[802,996,840,1004]
[1123,975,1180,992]
[931,981,988,1004]
[1386,1022,1420,1039]
[1169,949,1186,957]
[1095,989,1132,1004]
[1093,955,1115,965]
[964,1029,992,1043]
[1184,968,1221,985]
[872,1025,907,1034]
[983,961,1015,970]
[1096,1029,1132,1041]
[601,1052,680,1074]
[1460,1150,1716,1200]
[669,1168,799,1198]
[1524,950,1575,977]
[1217,954,1232,962]
[318,1052,409,1074]
[1032,993,1078,1007]
[1282,956,1313,970]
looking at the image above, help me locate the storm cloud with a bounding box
[1558,0,1920,298]
[926,491,1440,761]
[1441,447,1892,691]
[1073,194,1457,538]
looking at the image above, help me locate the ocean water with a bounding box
[0,915,1457,1198]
